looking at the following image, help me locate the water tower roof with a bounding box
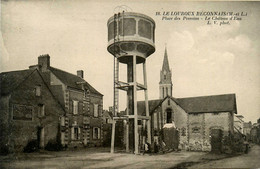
[107,12,155,26]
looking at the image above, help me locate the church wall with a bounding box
[153,98,188,150]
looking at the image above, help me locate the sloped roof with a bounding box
[49,67,102,96]
[103,110,113,118]
[176,94,237,113]
[0,69,35,95]
[137,99,162,116]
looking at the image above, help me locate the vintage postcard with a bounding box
[0,0,259,168]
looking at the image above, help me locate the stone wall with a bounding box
[188,112,234,151]
[0,70,64,152]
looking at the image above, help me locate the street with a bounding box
[189,144,260,168]
[0,145,260,169]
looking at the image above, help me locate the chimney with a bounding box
[77,70,84,78]
[38,54,50,72]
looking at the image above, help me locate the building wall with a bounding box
[0,70,64,152]
[49,71,103,148]
[188,112,233,151]
[151,98,188,150]
[89,94,103,146]
[0,95,11,151]
[234,117,244,134]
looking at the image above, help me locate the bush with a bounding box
[45,139,63,151]
[0,145,10,155]
[23,140,39,153]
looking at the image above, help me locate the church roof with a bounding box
[162,47,170,72]
[137,99,162,116]
[176,94,237,114]
[137,96,179,116]
[136,94,237,116]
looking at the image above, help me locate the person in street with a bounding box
[161,141,166,154]
[143,142,150,155]
[154,141,159,153]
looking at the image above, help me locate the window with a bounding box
[60,116,65,126]
[93,127,100,139]
[166,87,168,96]
[38,104,45,117]
[181,127,186,136]
[162,87,164,98]
[73,100,78,115]
[192,126,200,133]
[84,89,89,99]
[35,85,41,96]
[168,99,170,105]
[164,74,166,80]
[94,104,98,117]
[71,126,80,140]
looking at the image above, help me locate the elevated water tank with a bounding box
[107,12,155,64]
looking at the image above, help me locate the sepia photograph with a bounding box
[0,0,259,168]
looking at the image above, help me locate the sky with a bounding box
[1,0,259,123]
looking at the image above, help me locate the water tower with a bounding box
[107,11,155,154]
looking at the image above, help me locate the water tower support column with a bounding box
[143,61,151,144]
[133,55,139,154]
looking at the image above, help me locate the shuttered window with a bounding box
[93,127,100,139]
[73,100,78,115]
[94,104,98,117]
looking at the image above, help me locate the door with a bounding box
[37,127,45,148]
[211,129,223,152]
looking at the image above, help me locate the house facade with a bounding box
[0,54,103,152]
[29,55,104,147]
[0,69,65,152]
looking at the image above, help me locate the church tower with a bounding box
[159,47,173,99]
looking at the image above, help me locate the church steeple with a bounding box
[162,47,170,72]
[159,47,173,99]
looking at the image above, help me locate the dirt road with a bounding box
[189,144,260,168]
[0,148,206,169]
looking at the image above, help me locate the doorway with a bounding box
[210,129,223,152]
[166,109,172,123]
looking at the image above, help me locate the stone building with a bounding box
[0,55,103,152]
[0,68,65,152]
[29,55,104,147]
[243,121,252,140]
[250,119,260,144]
[137,48,237,152]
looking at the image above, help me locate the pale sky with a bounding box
[1,0,259,123]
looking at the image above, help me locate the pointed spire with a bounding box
[162,46,170,72]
